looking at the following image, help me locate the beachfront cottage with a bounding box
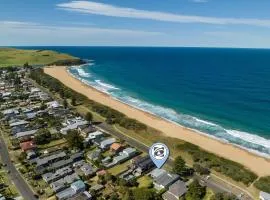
[260,191,270,200]
[149,169,180,191]
[162,180,187,200]
[100,138,116,150]
[132,156,155,175]
[60,119,88,135]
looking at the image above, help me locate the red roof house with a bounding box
[20,141,36,152]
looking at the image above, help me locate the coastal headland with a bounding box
[44,65,270,177]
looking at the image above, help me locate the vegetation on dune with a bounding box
[254,176,270,193]
[0,48,84,67]
[210,193,238,200]
[29,67,259,186]
[177,143,258,185]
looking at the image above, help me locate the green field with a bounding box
[0,48,78,67]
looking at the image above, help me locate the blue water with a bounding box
[23,47,270,157]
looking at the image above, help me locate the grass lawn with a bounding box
[108,161,131,176]
[38,138,67,149]
[0,172,19,197]
[203,188,215,200]
[137,176,153,188]
[0,48,77,67]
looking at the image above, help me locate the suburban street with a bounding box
[0,132,37,200]
[97,122,253,200]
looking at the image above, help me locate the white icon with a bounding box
[151,143,168,160]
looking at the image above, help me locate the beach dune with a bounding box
[44,66,270,176]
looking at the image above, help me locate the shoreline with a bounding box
[67,67,270,159]
[44,65,270,176]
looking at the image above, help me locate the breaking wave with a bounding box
[68,63,270,158]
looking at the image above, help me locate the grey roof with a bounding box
[260,191,270,200]
[122,147,136,156]
[16,129,38,138]
[162,180,187,200]
[60,120,88,134]
[56,187,76,200]
[80,163,96,176]
[36,152,66,167]
[100,138,116,148]
[9,120,29,127]
[113,154,129,164]
[42,166,73,183]
[50,173,79,192]
[87,149,101,160]
[150,168,166,179]
[154,172,180,188]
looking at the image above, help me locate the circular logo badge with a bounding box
[151,143,168,160]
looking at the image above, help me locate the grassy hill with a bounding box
[0,48,80,67]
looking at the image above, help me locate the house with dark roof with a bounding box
[133,156,155,174]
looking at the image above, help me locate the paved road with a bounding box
[0,132,37,200]
[97,123,253,200]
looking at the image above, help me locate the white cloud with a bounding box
[57,1,270,27]
[0,20,163,46]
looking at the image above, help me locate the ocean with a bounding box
[25,47,270,157]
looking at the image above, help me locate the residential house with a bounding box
[80,163,96,177]
[73,191,92,200]
[9,120,29,128]
[15,129,38,139]
[42,166,73,183]
[132,156,155,175]
[260,191,270,200]
[50,173,79,193]
[20,141,36,152]
[162,180,187,200]
[110,143,123,153]
[87,149,101,161]
[149,168,166,179]
[99,138,116,150]
[55,180,85,200]
[153,171,180,191]
[60,119,88,135]
[87,131,103,140]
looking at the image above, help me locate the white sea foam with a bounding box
[67,65,270,158]
[95,80,119,90]
[76,67,91,78]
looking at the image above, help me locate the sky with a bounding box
[1,0,270,48]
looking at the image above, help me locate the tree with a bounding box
[172,156,186,175]
[71,96,76,106]
[211,193,237,200]
[193,164,210,175]
[63,99,68,109]
[132,188,160,200]
[34,129,52,145]
[85,112,93,122]
[185,179,206,200]
[65,130,84,149]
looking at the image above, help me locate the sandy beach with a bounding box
[44,66,270,176]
